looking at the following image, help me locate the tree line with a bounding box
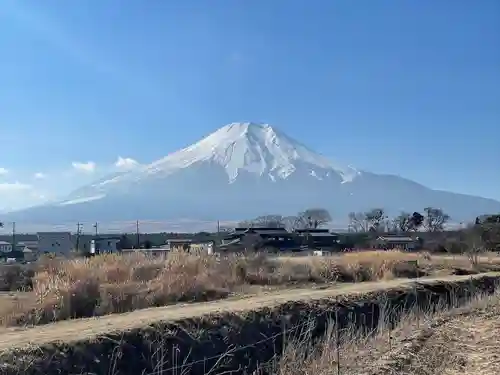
[237,206,451,233]
[238,208,500,253]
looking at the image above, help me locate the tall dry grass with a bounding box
[2,250,499,327]
[269,287,500,375]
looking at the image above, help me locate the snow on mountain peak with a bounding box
[146,122,359,183]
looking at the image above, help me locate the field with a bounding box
[1,250,500,328]
[1,251,500,374]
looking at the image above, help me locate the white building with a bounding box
[90,236,121,254]
[37,232,73,255]
[0,241,12,253]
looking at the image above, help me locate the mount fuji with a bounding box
[3,123,500,227]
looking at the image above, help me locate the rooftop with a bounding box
[166,239,193,243]
[93,236,121,241]
[377,236,414,242]
[0,241,11,245]
[307,232,338,237]
[235,227,289,234]
[294,228,330,233]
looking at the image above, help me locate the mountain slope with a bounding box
[3,122,500,225]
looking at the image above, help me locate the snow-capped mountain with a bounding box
[3,122,500,225]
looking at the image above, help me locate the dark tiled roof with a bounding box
[294,228,330,233]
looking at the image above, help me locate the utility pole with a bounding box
[12,222,16,250]
[216,220,220,248]
[136,220,140,249]
[75,223,83,253]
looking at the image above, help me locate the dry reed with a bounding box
[1,250,499,327]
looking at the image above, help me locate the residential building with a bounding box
[122,247,170,258]
[0,241,12,253]
[294,229,340,250]
[37,232,73,255]
[90,236,121,254]
[165,239,193,251]
[374,235,418,251]
[15,244,38,262]
[16,241,39,252]
[220,227,297,252]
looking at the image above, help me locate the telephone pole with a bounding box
[12,222,16,249]
[216,220,221,249]
[75,223,83,252]
[136,220,140,249]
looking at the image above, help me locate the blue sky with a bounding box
[0,0,499,211]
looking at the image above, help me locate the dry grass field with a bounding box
[1,250,500,328]
[272,287,500,375]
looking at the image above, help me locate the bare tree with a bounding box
[252,215,285,228]
[282,215,303,231]
[392,211,424,232]
[423,207,450,232]
[392,212,412,232]
[458,226,485,265]
[364,208,387,232]
[474,214,500,252]
[408,211,424,231]
[236,220,254,228]
[348,208,387,232]
[238,215,285,228]
[297,208,332,229]
[348,212,369,232]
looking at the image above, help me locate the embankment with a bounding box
[1,273,498,375]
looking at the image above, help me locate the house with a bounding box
[374,235,418,251]
[90,236,121,254]
[16,241,39,252]
[294,229,340,251]
[122,247,170,258]
[186,241,215,254]
[37,232,73,255]
[220,227,298,252]
[0,241,12,253]
[162,239,215,254]
[165,239,193,251]
[15,244,38,262]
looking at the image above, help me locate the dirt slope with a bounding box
[369,308,500,375]
[0,273,498,350]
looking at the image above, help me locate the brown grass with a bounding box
[1,250,500,327]
[270,284,500,375]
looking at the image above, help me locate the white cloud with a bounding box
[115,156,139,170]
[0,182,32,192]
[0,182,49,212]
[0,168,9,175]
[34,172,46,179]
[72,161,96,173]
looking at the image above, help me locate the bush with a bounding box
[0,265,34,291]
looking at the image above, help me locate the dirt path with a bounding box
[0,273,497,351]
